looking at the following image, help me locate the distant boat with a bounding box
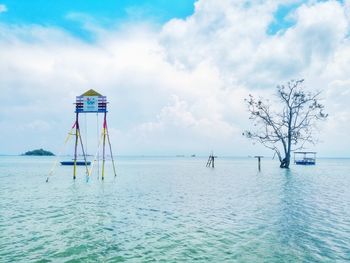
[191,154,196,157]
[295,158,316,165]
[294,152,316,165]
[60,161,91,166]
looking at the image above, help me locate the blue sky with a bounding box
[0,1,345,37]
[0,0,196,39]
[0,0,315,38]
[267,2,300,35]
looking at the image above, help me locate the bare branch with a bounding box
[244,79,327,168]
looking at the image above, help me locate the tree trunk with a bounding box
[280,154,291,169]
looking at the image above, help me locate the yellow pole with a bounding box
[101,112,107,180]
[46,125,75,182]
[73,113,79,180]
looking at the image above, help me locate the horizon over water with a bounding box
[2,153,350,159]
[1,156,350,262]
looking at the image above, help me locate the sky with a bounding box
[0,0,349,157]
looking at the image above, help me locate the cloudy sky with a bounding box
[0,0,349,157]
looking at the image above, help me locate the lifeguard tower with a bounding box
[47,89,117,182]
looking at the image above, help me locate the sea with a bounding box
[0,156,349,262]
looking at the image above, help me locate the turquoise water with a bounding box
[0,156,350,262]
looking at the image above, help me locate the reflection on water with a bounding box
[0,156,350,262]
[276,169,313,261]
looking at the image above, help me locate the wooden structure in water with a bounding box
[206,152,217,168]
[55,89,117,181]
[47,90,117,182]
[254,156,263,171]
[294,151,316,165]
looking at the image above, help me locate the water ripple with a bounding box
[0,157,350,262]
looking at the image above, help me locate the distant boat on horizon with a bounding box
[294,151,316,166]
[60,161,91,166]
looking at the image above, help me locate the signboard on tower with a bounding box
[75,89,107,113]
[83,96,98,112]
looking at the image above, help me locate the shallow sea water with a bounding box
[0,156,350,262]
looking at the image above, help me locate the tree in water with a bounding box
[244,79,327,168]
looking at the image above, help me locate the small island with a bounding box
[23,148,55,156]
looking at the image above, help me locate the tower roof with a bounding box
[81,89,102,96]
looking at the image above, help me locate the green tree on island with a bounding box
[244,79,328,169]
[23,148,55,156]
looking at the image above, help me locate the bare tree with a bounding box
[244,79,327,168]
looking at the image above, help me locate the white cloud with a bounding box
[161,0,348,88]
[0,4,7,13]
[0,0,350,157]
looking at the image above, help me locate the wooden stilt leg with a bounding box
[78,126,89,178]
[101,112,107,181]
[73,113,79,180]
[106,122,117,177]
